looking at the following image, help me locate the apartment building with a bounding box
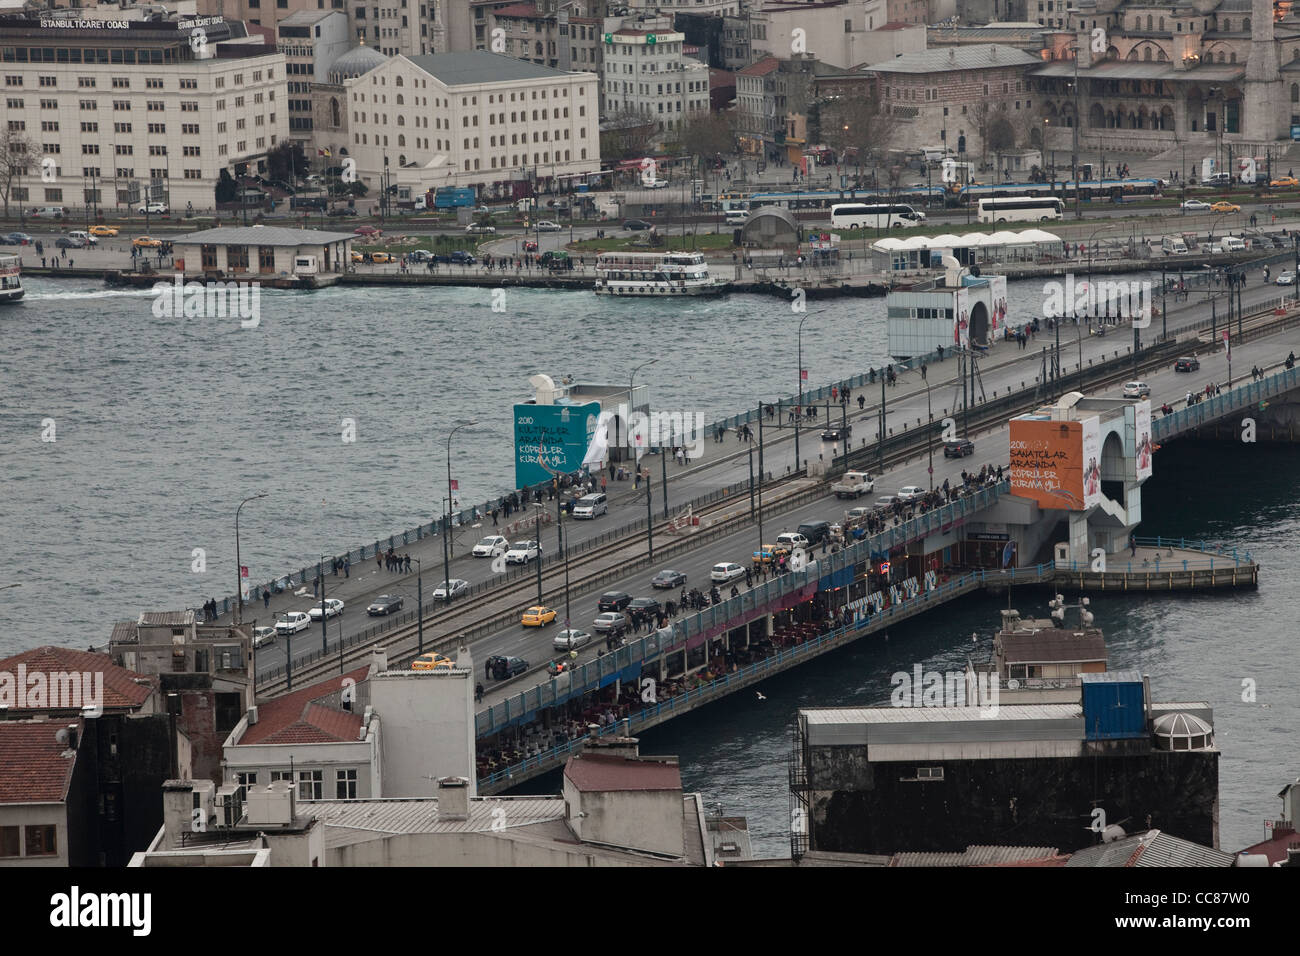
[601,17,711,131]
[345,50,600,198]
[277,9,351,147]
[0,8,287,212]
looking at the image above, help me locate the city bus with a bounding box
[829,202,926,229]
[977,196,1065,223]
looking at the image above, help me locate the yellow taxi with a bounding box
[89,224,119,237]
[1270,176,1299,189]
[350,250,364,263]
[751,544,789,566]
[369,251,394,264]
[1210,201,1241,213]
[521,605,557,627]
[410,652,455,671]
[132,235,162,248]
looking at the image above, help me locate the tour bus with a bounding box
[977,196,1065,223]
[830,202,926,229]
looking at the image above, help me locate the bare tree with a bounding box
[824,96,897,191]
[0,129,34,219]
[600,110,657,162]
[679,112,735,170]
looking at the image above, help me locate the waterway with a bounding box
[0,270,1161,647]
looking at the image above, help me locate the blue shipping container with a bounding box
[434,187,476,209]
[1081,670,1146,740]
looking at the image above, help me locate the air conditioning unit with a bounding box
[212,784,243,830]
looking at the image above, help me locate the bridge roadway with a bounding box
[245,272,1295,683]
[462,319,1298,718]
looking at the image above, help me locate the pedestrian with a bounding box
[404,554,411,573]
[745,567,753,587]
[377,551,382,571]
[344,556,350,578]
[858,394,865,410]
[475,683,484,702]
[263,589,270,609]
[313,574,320,597]
[1130,534,1137,557]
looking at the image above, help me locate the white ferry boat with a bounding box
[0,254,22,303]
[593,251,724,296]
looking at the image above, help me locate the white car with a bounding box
[504,540,540,564]
[307,598,344,621]
[644,179,669,189]
[432,578,470,601]
[1181,199,1212,211]
[274,611,311,635]
[590,613,627,634]
[137,201,168,215]
[874,495,898,508]
[555,628,594,649]
[466,223,496,234]
[252,626,276,647]
[896,486,925,502]
[1276,271,1296,286]
[710,562,746,583]
[1122,381,1151,398]
[472,535,510,557]
[535,220,561,231]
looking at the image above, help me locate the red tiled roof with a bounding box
[492,3,539,17]
[1238,825,1299,865]
[564,753,682,792]
[0,646,154,712]
[878,20,912,29]
[738,56,780,76]
[240,668,368,746]
[0,721,79,804]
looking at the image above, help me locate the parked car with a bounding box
[1174,356,1200,373]
[472,534,510,557]
[432,578,470,601]
[353,224,382,236]
[554,628,593,650]
[367,594,404,616]
[710,562,746,583]
[434,250,476,265]
[1271,176,1299,188]
[627,597,661,619]
[534,220,561,231]
[252,626,276,647]
[328,206,359,217]
[89,224,119,237]
[369,251,395,264]
[66,230,97,245]
[775,532,809,551]
[307,598,345,621]
[522,605,557,627]
[523,239,539,252]
[1180,199,1211,211]
[137,201,168,215]
[591,612,629,634]
[408,249,433,262]
[651,569,687,589]
[132,236,162,248]
[504,540,540,564]
[943,438,975,458]
[1122,381,1152,398]
[274,611,311,635]
[486,654,528,680]
[2,233,32,245]
[896,486,925,501]
[466,223,497,234]
[1276,271,1296,286]
[623,219,652,231]
[598,590,633,612]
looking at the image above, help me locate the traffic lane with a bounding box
[474,448,1015,694]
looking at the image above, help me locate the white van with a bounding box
[571,492,607,519]
[775,532,809,551]
[1220,236,1246,252]
[1161,236,1188,255]
[725,209,749,226]
[66,230,97,245]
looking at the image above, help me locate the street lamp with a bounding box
[318,552,329,654]
[795,310,820,469]
[532,502,546,605]
[234,493,267,625]
[414,557,424,653]
[619,357,658,456]
[925,381,934,491]
[444,420,476,563]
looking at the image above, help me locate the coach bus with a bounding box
[977,196,1065,223]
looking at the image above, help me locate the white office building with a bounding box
[600,17,710,132]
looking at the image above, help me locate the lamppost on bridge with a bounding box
[795,310,821,470]
[414,557,424,653]
[444,420,476,567]
[234,493,267,626]
[617,357,659,456]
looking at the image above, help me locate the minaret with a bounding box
[1243,0,1280,140]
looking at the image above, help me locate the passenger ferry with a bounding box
[593,251,724,296]
[0,254,22,303]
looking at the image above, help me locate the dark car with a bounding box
[627,597,661,619]
[366,594,404,616]
[943,438,975,458]
[486,654,528,680]
[329,206,359,217]
[598,590,633,612]
[408,249,433,262]
[1174,356,1200,373]
[623,219,652,231]
[2,233,32,245]
[55,236,87,249]
[435,250,476,265]
[822,425,851,442]
[651,569,687,589]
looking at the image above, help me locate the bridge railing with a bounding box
[475,480,1012,736]
[1153,365,1300,442]
[477,560,1055,785]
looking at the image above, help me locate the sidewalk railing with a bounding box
[1154,365,1299,441]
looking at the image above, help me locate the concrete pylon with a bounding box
[1243,0,1281,141]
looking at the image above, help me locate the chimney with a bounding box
[948,47,956,62]
[64,724,78,751]
[990,45,997,60]
[436,776,470,821]
[584,735,642,759]
[369,647,388,676]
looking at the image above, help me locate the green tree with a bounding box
[215,168,238,204]
[267,141,307,182]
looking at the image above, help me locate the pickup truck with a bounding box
[832,471,875,498]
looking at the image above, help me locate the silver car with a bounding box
[433,578,470,601]
[553,628,592,651]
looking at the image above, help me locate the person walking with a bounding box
[263,589,270,609]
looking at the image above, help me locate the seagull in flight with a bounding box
[755,691,767,701]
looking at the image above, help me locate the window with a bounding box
[184,168,202,179]
[114,123,131,134]
[298,770,323,800]
[146,77,163,89]
[147,101,165,112]
[0,827,18,858]
[227,245,249,271]
[148,123,165,134]
[270,770,293,783]
[335,769,358,799]
[80,100,97,110]
[916,767,945,780]
[24,825,57,856]
[39,76,56,87]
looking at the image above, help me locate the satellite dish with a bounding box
[54,728,69,745]
[1102,824,1127,843]
[1008,678,1021,690]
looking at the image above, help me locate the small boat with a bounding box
[593,251,724,296]
[0,254,23,303]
